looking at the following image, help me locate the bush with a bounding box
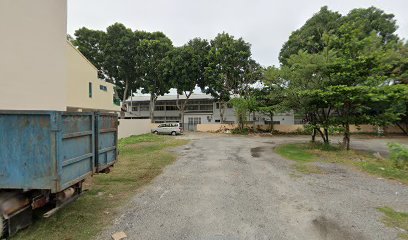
[231,128,250,135]
[388,143,408,170]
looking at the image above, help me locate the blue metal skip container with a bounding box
[0,111,118,193]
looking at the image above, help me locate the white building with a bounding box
[125,94,294,130]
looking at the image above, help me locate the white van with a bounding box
[151,123,183,136]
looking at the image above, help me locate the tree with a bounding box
[230,97,256,131]
[73,24,140,117]
[104,24,140,116]
[279,6,341,66]
[273,6,404,146]
[203,32,261,123]
[162,38,210,127]
[73,27,107,79]
[136,31,173,123]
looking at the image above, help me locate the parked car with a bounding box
[151,123,183,136]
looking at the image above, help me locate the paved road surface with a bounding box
[99,134,408,240]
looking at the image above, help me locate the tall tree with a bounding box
[273,6,404,146]
[279,6,341,66]
[136,31,173,123]
[73,27,107,79]
[203,32,261,123]
[104,23,140,116]
[163,38,210,127]
[73,24,140,117]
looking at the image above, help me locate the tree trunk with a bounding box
[219,101,225,124]
[343,124,350,150]
[120,80,129,119]
[316,128,329,144]
[396,122,408,135]
[149,93,156,123]
[252,112,256,133]
[180,109,185,129]
[269,112,274,132]
[324,128,329,144]
[312,128,316,142]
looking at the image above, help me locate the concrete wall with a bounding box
[197,124,237,132]
[0,0,68,110]
[118,119,152,139]
[196,124,405,134]
[66,42,120,112]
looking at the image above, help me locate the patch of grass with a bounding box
[378,207,408,239]
[275,144,325,174]
[274,144,316,162]
[275,143,408,184]
[14,134,188,240]
[294,163,324,174]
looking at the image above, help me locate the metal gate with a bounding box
[187,117,201,131]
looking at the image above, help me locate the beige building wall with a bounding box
[66,42,119,112]
[0,0,68,111]
[196,124,405,134]
[118,119,152,139]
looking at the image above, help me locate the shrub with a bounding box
[387,143,408,170]
[231,128,250,135]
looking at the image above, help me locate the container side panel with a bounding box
[98,132,116,167]
[60,114,94,189]
[0,114,52,189]
[95,114,118,171]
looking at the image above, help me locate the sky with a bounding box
[67,0,408,68]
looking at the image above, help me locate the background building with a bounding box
[125,94,294,130]
[0,0,119,112]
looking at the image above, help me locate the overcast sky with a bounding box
[67,0,408,67]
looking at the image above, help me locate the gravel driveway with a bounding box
[99,134,408,240]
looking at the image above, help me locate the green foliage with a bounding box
[388,143,408,170]
[279,6,341,65]
[269,6,407,146]
[231,128,250,135]
[73,24,173,116]
[275,144,316,162]
[137,31,173,97]
[202,32,261,102]
[230,97,257,130]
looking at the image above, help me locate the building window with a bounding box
[100,85,107,91]
[200,105,213,111]
[186,105,199,111]
[88,82,92,98]
[155,106,165,111]
[215,119,220,123]
[166,105,178,111]
[140,105,149,111]
[215,103,220,109]
[131,106,138,111]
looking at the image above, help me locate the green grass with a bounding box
[274,144,316,162]
[13,134,188,240]
[275,143,408,184]
[378,207,408,239]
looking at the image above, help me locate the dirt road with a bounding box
[99,134,408,240]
